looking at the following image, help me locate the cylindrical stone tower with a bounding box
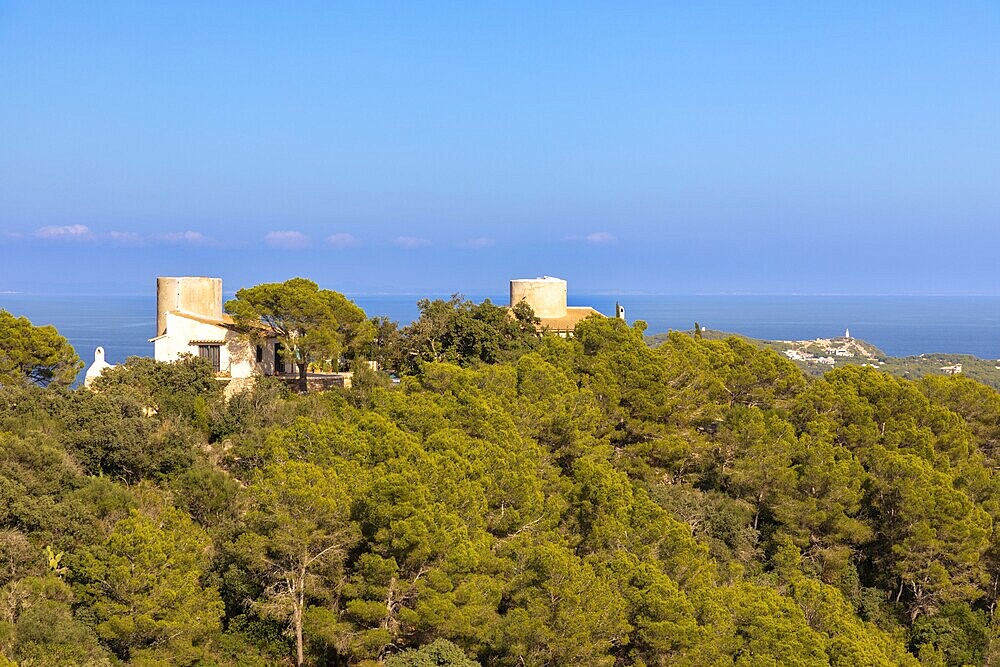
[509,276,567,319]
[156,277,223,336]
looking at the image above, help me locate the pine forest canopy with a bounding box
[4,291,1000,665]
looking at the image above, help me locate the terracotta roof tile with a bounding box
[537,307,604,332]
[168,310,235,327]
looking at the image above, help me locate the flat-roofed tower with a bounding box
[509,276,567,319]
[155,276,223,337]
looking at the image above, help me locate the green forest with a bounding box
[4,290,1000,666]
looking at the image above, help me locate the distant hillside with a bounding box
[647,328,1000,390]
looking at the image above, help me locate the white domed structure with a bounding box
[84,346,114,388]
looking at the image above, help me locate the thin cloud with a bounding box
[265,230,310,249]
[35,224,91,240]
[463,237,496,248]
[154,230,208,244]
[108,231,142,244]
[394,236,431,249]
[585,231,616,244]
[327,232,361,247]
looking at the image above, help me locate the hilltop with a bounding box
[647,329,1000,390]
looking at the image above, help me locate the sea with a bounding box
[2,294,999,385]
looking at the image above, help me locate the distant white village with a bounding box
[778,332,963,376]
[778,330,882,367]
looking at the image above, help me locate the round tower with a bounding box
[156,277,223,336]
[509,276,567,319]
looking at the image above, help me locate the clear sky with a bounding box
[1,2,998,295]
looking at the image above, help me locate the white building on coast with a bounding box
[149,277,280,381]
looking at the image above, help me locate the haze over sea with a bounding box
[2,294,998,374]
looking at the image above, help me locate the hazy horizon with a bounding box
[6,287,1000,298]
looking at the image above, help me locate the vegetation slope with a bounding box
[3,295,1000,666]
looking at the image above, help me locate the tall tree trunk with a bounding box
[295,563,306,667]
[297,361,308,392]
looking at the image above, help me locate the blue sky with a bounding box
[1,2,998,295]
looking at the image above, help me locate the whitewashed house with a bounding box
[149,277,282,381]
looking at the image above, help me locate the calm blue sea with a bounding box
[2,294,999,385]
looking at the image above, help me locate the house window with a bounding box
[198,345,221,372]
[255,345,264,363]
